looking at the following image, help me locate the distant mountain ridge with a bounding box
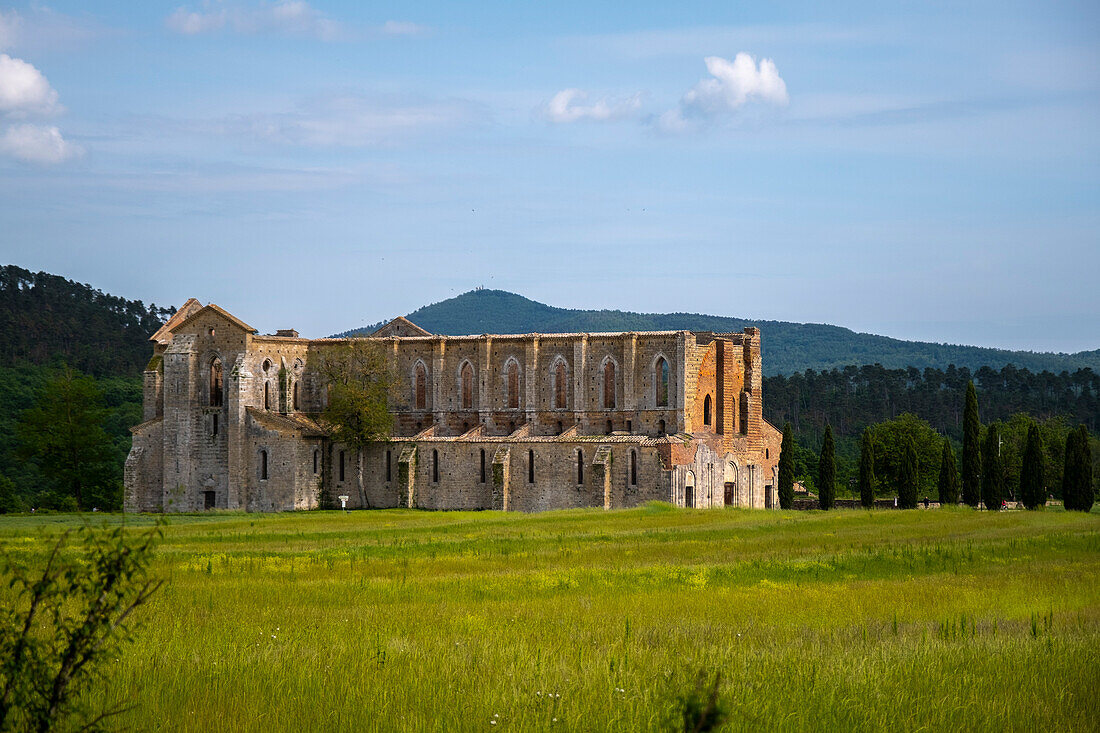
[334,289,1100,377]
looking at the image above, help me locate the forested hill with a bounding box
[333,289,1100,377]
[0,265,174,377]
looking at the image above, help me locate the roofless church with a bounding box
[124,299,783,513]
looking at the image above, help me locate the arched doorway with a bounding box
[684,470,695,508]
[723,461,738,507]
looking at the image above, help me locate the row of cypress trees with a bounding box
[775,381,1094,511]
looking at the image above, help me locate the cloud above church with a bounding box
[166,2,427,41]
[0,52,80,163]
[659,53,788,131]
[543,89,643,123]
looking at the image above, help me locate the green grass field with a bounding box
[2,506,1098,731]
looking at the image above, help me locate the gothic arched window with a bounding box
[505,360,520,409]
[655,356,669,407]
[209,358,223,407]
[603,360,616,409]
[704,394,712,426]
[553,360,567,409]
[414,362,428,410]
[460,362,474,409]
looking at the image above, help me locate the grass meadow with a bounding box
[1,505,1098,731]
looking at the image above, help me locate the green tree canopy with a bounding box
[15,368,120,510]
[962,381,982,507]
[898,436,919,509]
[858,428,875,507]
[1019,423,1046,510]
[981,424,1005,511]
[1063,425,1095,512]
[777,422,795,510]
[937,438,960,505]
[818,425,836,510]
[868,413,942,498]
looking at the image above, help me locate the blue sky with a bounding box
[0,1,1097,351]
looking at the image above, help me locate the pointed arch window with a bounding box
[460,362,474,410]
[209,358,223,407]
[292,381,300,411]
[505,360,520,409]
[576,449,584,484]
[704,394,713,427]
[655,357,669,407]
[414,362,428,410]
[264,382,271,410]
[603,360,616,409]
[553,360,567,409]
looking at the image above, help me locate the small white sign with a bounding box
[338,495,349,510]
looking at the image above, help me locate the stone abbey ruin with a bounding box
[125,300,782,512]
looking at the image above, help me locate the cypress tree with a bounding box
[777,422,795,510]
[981,424,1005,511]
[898,436,918,509]
[962,381,982,507]
[937,438,959,506]
[1063,425,1094,512]
[858,429,875,508]
[1019,423,1045,510]
[818,425,835,510]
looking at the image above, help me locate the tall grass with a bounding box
[1,506,1097,731]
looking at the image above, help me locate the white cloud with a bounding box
[0,53,60,117]
[381,20,428,37]
[0,9,20,51]
[209,94,481,147]
[0,123,80,163]
[544,89,642,123]
[166,1,343,40]
[661,53,788,131]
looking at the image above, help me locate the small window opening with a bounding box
[463,421,469,433]
[528,449,534,484]
[293,382,300,411]
[506,361,520,409]
[480,449,486,484]
[208,327,215,337]
[262,359,271,374]
[509,421,515,434]
[264,382,271,410]
[557,421,563,435]
[414,363,427,410]
[658,419,666,434]
[553,361,567,409]
[209,358,223,407]
[432,449,439,483]
[630,450,637,486]
[606,420,613,435]
[313,449,319,474]
[626,420,632,433]
[260,450,268,480]
[704,394,712,426]
[212,413,218,436]
[656,357,669,407]
[339,450,345,482]
[766,448,770,460]
[603,360,616,409]
[576,450,584,484]
[385,450,392,482]
[461,362,474,410]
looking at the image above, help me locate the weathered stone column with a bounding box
[572,334,588,428]
[525,336,539,428]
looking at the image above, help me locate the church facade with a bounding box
[124,300,782,513]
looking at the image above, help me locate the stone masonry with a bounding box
[125,302,782,513]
